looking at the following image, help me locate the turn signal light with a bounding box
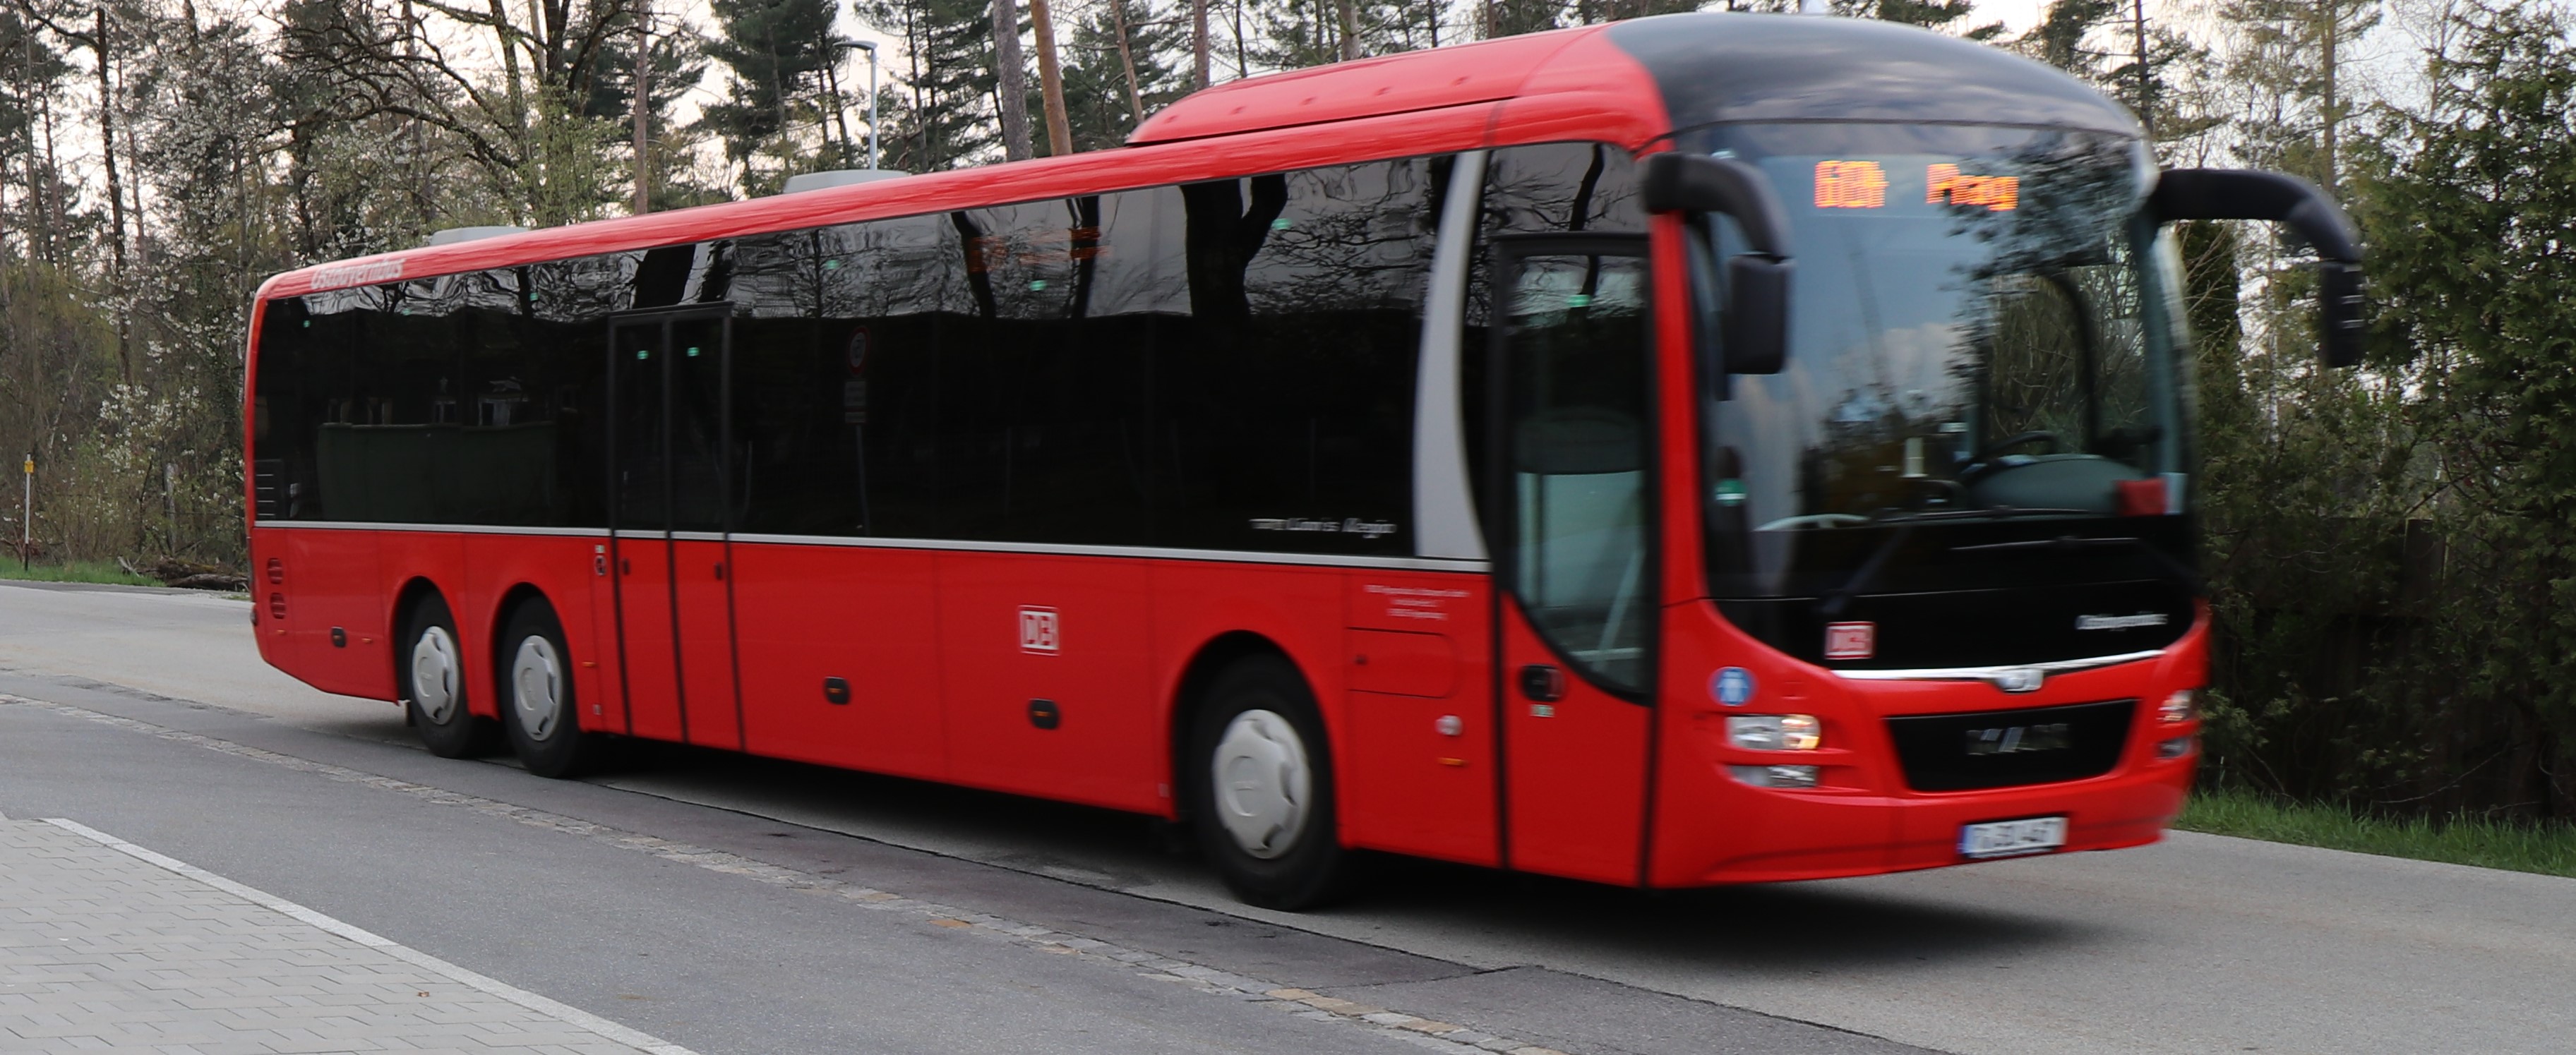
[1729,764,1821,789]
[1727,713,1823,752]
[2159,690,2198,724]
[2157,735,2195,759]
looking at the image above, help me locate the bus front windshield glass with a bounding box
[1692,122,2187,604]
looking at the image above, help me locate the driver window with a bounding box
[1499,251,1654,694]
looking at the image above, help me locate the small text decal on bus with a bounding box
[307,258,406,290]
[1825,621,1876,660]
[1019,606,1060,654]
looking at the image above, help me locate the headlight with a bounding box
[2159,690,2198,725]
[1727,713,1822,751]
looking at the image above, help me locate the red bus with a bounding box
[246,12,2362,908]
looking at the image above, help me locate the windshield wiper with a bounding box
[1951,534,2203,591]
[1819,524,1913,619]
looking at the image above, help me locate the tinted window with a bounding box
[253,259,625,526]
[254,157,1444,555]
[714,158,1439,555]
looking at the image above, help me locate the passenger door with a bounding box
[1485,236,1659,884]
[608,308,743,748]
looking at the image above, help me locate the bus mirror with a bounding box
[2150,168,2365,368]
[1645,153,1791,258]
[1726,255,1790,375]
[1652,153,1795,376]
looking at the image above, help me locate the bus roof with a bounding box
[256,12,2135,303]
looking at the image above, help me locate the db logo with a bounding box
[1824,621,1875,660]
[1019,606,1060,654]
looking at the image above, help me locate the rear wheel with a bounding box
[401,593,491,758]
[499,601,598,779]
[1185,655,1354,910]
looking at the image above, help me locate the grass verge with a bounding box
[2176,786,2576,879]
[0,558,160,587]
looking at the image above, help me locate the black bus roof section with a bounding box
[1605,13,2143,140]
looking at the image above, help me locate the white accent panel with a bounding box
[1413,150,1490,561]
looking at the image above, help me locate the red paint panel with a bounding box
[1344,690,1497,865]
[731,543,945,780]
[1339,572,1496,864]
[1347,629,1456,698]
[938,553,1157,812]
[268,529,385,698]
[613,537,685,742]
[672,539,741,749]
[1499,609,1651,885]
[576,540,626,734]
[1127,30,1585,144]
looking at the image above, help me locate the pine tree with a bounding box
[1060,0,1186,150]
[858,0,997,169]
[702,0,843,177]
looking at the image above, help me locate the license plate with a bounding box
[1958,816,2068,860]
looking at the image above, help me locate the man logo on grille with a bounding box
[1964,722,2070,755]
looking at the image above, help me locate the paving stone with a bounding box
[0,820,672,1055]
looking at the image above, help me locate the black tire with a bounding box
[1185,654,1355,910]
[400,593,493,758]
[498,600,599,779]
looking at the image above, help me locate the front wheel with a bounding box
[1185,655,1355,910]
[499,601,599,779]
[402,593,492,758]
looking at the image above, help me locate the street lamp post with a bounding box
[842,40,880,170]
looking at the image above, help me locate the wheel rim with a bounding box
[510,635,562,742]
[1211,709,1312,860]
[409,625,459,725]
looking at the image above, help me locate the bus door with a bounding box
[1485,236,1658,885]
[607,308,744,749]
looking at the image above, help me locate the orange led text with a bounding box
[1814,160,1889,209]
[1927,164,2019,211]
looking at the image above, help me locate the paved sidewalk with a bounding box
[0,817,683,1054]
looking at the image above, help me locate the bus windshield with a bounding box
[1690,122,2193,658]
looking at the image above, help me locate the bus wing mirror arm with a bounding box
[2151,168,2366,368]
[1646,152,1793,375]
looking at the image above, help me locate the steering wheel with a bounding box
[1974,430,2065,462]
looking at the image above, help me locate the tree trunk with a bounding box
[993,0,1033,160]
[2320,0,2339,191]
[94,6,129,385]
[1192,0,1209,89]
[1028,0,1072,155]
[1110,0,1145,125]
[1338,0,1358,61]
[632,0,651,213]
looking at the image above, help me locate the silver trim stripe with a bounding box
[1411,150,1490,562]
[253,520,611,538]
[1829,650,2167,683]
[251,520,1489,573]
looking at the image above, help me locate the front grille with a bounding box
[1884,699,2136,792]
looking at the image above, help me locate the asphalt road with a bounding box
[2,579,2572,1054]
